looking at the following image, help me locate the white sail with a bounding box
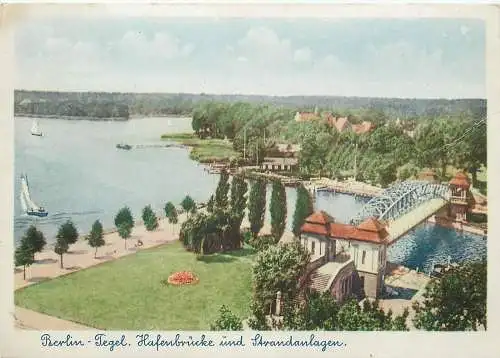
[31,119,42,136]
[21,175,39,211]
[19,191,27,212]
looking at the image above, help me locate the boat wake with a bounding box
[15,210,104,229]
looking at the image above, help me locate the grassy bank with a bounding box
[161,132,240,163]
[15,241,254,330]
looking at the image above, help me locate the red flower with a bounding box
[167,271,199,285]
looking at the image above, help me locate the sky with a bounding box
[14,17,486,99]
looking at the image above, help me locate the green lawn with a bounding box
[161,132,240,163]
[15,242,255,330]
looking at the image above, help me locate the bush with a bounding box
[248,234,279,252]
[210,305,243,331]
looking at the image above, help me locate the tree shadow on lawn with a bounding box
[223,246,257,258]
[27,276,50,284]
[64,266,83,271]
[68,250,88,255]
[95,255,115,261]
[196,255,237,264]
[35,258,58,264]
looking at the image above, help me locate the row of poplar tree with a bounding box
[180,169,315,255]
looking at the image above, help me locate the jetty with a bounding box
[116,143,186,150]
[307,177,383,198]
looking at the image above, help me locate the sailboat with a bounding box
[20,174,48,217]
[31,119,43,136]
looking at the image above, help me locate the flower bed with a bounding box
[165,271,199,286]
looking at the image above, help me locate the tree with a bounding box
[283,292,408,331]
[270,180,287,241]
[413,260,486,331]
[15,238,35,280]
[21,225,46,260]
[248,179,266,239]
[214,169,230,210]
[57,220,79,249]
[292,185,314,237]
[206,195,215,213]
[164,202,179,235]
[210,305,243,331]
[228,174,248,249]
[115,207,134,249]
[251,241,310,324]
[54,235,69,269]
[87,220,105,258]
[181,195,196,217]
[142,205,159,231]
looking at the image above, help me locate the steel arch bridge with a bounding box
[350,180,450,226]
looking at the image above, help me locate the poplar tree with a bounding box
[248,179,266,239]
[292,184,314,236]
[270,180,287,241]
[229,174,248,248]
[214,169,230,210]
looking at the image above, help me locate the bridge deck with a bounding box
[386,198,448,245]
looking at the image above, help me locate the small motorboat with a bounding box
[116,144,133,150]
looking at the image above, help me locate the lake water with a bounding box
[14,116,486,273]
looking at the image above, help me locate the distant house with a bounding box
[294,111,319,122]
[261,157,299,172]
[351,121,375,135]
[333,117,351,133]
[299,211,389,300]
[294,110,374,135]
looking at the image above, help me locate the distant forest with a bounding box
[14,90,487,121]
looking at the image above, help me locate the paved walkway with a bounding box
[14,307,94,330]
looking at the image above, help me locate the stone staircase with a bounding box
[309,270,333,292]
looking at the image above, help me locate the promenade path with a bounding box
[14,307,94,330]
[386,198,448,245]
[14,214,188,290]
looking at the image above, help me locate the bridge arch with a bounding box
[350,180,449,226]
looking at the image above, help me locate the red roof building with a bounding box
[449,171,471,189]
[300,212,388,244]
[300,211,389,300]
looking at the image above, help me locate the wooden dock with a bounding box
[308,178,383,198]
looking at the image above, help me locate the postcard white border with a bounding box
[1,2,499,358]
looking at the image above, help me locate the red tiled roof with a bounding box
[301,222,329,236]
[352,121,374,135]
[334,117,350,132]
[305,211,335,225]
[449,172,470,188]
[358,217,386,232]
[301,211,388,244]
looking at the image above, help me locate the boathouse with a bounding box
[261,157,298,172]
[299,211,388,300]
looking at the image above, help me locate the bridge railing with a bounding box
[350,181,450,226]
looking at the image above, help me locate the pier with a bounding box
[116,143,186,150]
[307,177,383,198]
